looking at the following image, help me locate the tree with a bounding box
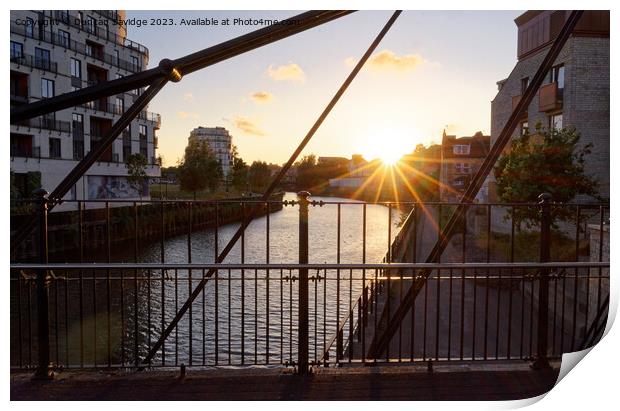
[494,124,600,227]
[248,161,271,192]
[295,154,318,189]
[230,145,248,191]
[125,153,148,199]
[177,139,223,199]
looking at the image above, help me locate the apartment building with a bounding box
[440,131,490,202]
[10,10,161,210]
[487,10,609,202]
[188,126,233,177]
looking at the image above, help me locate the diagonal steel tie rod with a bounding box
[141,10,403,366]
[368,10,584,358]
[10,11,354,256]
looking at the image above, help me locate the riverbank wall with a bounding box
[11,192,285,261]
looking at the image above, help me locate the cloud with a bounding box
[232,116,266,136]
[183,92,194,101]
[177,111,199,119]
[267,63,305,83]
[250,91,274,103]
[346,49,429,72]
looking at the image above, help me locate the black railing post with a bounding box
[533,193,552,369]
[297,191,310,374]
[33,188,53,379]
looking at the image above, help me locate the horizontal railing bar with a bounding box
[11,262,609,270]
[11,274,608,282]
[9,198,610,207]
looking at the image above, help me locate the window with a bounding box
[34,47,51,70]
[77,11,84,26]
[73,140,84,160]
[115,97,124,115]
[49,138,61,158]
[70,58,81,78]
[139,125,147,139]
[454,163,471,174]
[72,113,84,135]
[453,144,470,155]
[86,15,97,35]
[520,121,529,136]
[41,78,55,98]
[56,10,70,23]
[58,29,70,48]
[114,50,120,65]
[520,77,529,94]
[550,65,565,90]
[139,125,148,157]
[25,18,34,38]
[123,126,132,160]
[10,41,23,59]
[549,113,563,130]
[131,56,140,72]
[72,113,84,160]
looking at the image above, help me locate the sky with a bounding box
[125,10,522,166]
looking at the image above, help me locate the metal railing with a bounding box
[10,53,58,73]
[10,194,610,376]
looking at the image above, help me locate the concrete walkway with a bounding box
[11,362,560,401]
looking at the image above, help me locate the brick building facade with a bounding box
[486,10,609,203]
[440,131,490,202]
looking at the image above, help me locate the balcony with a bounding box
[539,82,563,112]
[10,22,146,74]
[511,94,527,119]
[51,11,149,57]
[138,111,162,129]
[10,53,57,74]
[10,86,28,104]
[11,117,71,133]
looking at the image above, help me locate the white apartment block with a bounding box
[10,10,161,211]
[188,126,233,177]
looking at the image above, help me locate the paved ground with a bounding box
[11,362,560,401]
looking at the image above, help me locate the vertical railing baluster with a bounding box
[133,202,139,367]
[336,204,341,363]
[460,204,464,360]
[266,201,270,365]
[411,204,417,362]
[507,205,515,359]
[228,268,231,365]
[297,192,310,374]
[533,193,551,369]
[280,268,283,364]
[241,202,245,365]
[571,205,581,351]
[79,202,84,367]
[106,201,111,367]
[210,268,213,366]
[188,202,192,366]
[34,189,52,379]
[255,268,258,364]
[447,268,453,360]
[17,270,23,368]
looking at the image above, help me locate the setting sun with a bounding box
[361,127,413,165]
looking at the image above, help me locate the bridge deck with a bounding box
[11,362,560,401]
